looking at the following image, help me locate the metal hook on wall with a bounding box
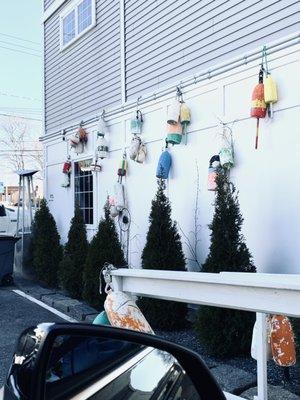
[136,96,142,110]
[176,85,183,102]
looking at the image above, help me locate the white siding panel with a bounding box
[44,0,121,133]
[44,0,56,11]
[124,0,300,99]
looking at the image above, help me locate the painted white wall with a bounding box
[44,45,300,274]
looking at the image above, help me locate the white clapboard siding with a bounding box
[44,0,55,10]
[44,0,122,133]
[124,0,300,99]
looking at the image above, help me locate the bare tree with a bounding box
[179,161,202,270]
[0,116,43,178]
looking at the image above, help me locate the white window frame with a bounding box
[59,0,96,51]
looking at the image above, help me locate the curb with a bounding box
[14,275,99,323]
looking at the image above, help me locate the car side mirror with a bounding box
[4,323,225,400]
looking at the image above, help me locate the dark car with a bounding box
[1,323,225,400]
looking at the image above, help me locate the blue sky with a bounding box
[0,1,43,186]
[0,1,43,121]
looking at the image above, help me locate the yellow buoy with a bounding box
[264,74,278,118]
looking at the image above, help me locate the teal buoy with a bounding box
[92,310,111,325]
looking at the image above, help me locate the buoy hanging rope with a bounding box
[251,64,266,149]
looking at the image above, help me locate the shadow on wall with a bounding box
[264,182,300,274]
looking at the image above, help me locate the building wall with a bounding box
[44,0,55,10]
[124,0,300,100]
[44,43,300,275]
[44,0,300,133]
[44,0,121,133]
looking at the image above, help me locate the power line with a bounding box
[0,40,41,54]
[0,32,40,46]
[0,108,42,114]
[0,106,42,111]
[0,113,42,121]
[0,45,42,58]
[0,92,41,102]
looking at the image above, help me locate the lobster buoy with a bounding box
[61,173,70,188]
[129,136,141,161]
[61,159,72,188]
[166,121,182,145]
[90,157,102,172]
[156,150,172,179]
[207,155,220,191]
[251,317,272,361]
[70,133,80,148]
[93,310,111,325]
[104,291,154,334]
[96,133,109,159]
[136,142,147,164]
[97,114,109,136]
[114,182,125,211]
[78,126,88,143]
[62,160,71,174]
[130,110,143,135]
[109,197,119,218]
[180,102,191,139]
[219,146,234,170]
[270,315,297,367]
[117,155,128,181]
[167,99,181,125]
[264,74,278,118]
[129,136,147,164]
[251,66,266,149]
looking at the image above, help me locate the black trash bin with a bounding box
[0,236,20,285]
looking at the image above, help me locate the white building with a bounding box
[42,0,300,274]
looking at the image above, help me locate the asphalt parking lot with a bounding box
[0,287,65,387]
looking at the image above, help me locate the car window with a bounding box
[85,349,201,400]
[45,335,141,400]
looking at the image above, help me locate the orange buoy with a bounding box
[251,66,266,149]
[270,315,297,367]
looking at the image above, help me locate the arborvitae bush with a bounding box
[138,180,187,330]
[82,202,126,309]
[195,168,256,358]
[32,199,62,287]
[59,205,89,298]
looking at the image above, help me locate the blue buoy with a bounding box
[156,150,172,179]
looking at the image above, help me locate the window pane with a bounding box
[63,10,75,45]
[78,0,92,34]
[89,209,93,225]
[74,161,94,225]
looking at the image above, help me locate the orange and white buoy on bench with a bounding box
[101,264,154,334]
[270,315,297,367]
[105,291,154,334]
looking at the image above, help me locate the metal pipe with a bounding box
[21,177,25,272]
[27,177,33,226]
[30,176,37,214]
[16,175,21,236]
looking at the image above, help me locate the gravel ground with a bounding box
[156,329,300,396]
